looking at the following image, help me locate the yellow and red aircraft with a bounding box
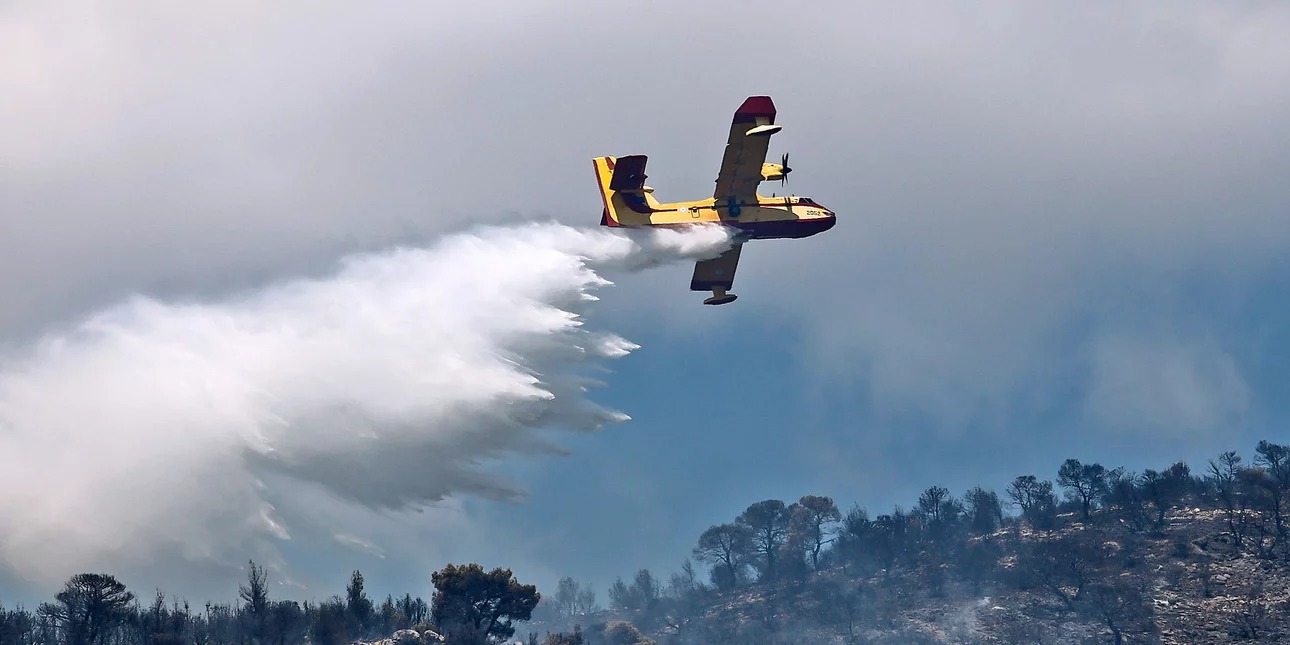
[594,95,836,305]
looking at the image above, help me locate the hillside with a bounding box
[527,445,1290,644]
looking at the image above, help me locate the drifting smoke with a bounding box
[0,222,733,590]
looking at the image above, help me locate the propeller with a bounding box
[779,152,792,186]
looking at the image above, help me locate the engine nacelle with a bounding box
[760,163,787,182]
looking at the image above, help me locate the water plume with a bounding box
[0,221,733,590]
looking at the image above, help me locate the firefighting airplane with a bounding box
[594,95,836,305]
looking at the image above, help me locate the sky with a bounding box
[3,0,1290,608]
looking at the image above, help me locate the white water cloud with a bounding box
[0,222,732,592]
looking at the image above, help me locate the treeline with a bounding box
[0,565,426,645]
[0,563,541,645]
[543,439,1290,643]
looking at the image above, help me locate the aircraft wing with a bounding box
[713,96,779,205]
[690,244,743,292]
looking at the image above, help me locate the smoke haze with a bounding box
[0,222,733,591]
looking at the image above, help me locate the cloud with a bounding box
[733,2,1290,431]
[0,0,576,339]
[0,222,731,594]
[1081,332,1251,437]
[333,533,387,559]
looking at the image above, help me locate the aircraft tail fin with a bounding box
[594,155,655,227]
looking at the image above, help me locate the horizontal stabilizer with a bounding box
[608,154,649,192]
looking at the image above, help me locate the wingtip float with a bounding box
[593,95,836,305]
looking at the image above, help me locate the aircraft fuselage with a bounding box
[604,189,836,241]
